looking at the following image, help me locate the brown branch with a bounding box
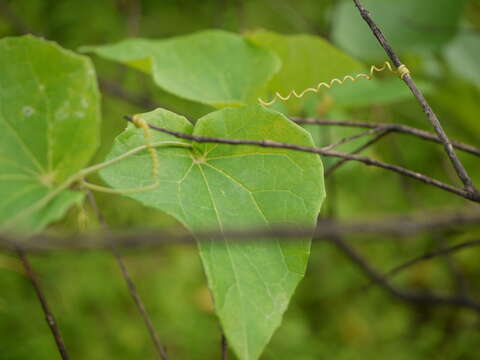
[221,332,228,360]
[385,239,480,280]
[328,236,480,313]
[99,78,159,110]
[16,248,70,359]
[325,129,390,177]
[351,0,479,199]
[125,116,478,202]
[86,192,169,360]
[320,126,388,151]
[291,118,480,157]
[111,248,169,360]
[2,210,479,251]
[0,0,34,34]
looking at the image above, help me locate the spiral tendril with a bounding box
[258,61,410,106]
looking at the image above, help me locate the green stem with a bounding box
[2,141,191,230]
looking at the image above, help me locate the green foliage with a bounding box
[332,0,467,61]
[246,30,363,110]
[82,30,281,108]
[444,32,480,88]
[0,36,100,232]
[100,105,325,359]
[0,1,479,359]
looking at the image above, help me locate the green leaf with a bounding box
[100,105,325,360]
[82,30,281,108]
[444,33,480,88]
[0,35,101,232]
[246,30,364,112]
[332,0,467,61]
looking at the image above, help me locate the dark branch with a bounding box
[329,236,480,313]
[291,118,480,157]
[16,248,70,359]
[125,115,479,202]
[2,210,479,251]
[325,129,390,177]
[86,192,169,360]
[385,239,480,279]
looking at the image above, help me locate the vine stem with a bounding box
[16,248,70,360]
[2,141,190,230]
[351,0,479,198]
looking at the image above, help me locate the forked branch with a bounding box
[351,0,479,199]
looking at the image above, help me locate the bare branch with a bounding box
[351,0,479,198]
[320,126,388,151]
[99,78,159,110]
[125,116,478,202]
[2,210,479,251]
[86,192,169,360]
[291,118,480,157]
[385,239,480,279]
[325,129,390,177]
[221,332,228,360]
[0,0,34,34]
[16,248,70,359]
[328,235,480,313]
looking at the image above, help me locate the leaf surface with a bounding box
[100,105,325,359]
[82,30,281,108]
[445,33,480,88]
[247,30,364,96]
[0,36,100,232]
[332,0,467,61]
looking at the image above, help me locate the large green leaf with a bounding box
[100,105,325,360]
[0,36,101,232]
[82,30,281,108]
[246,30,364,112]
[445,33,480,88]
[332,0,467,61]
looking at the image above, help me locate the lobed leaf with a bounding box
[100,105,325,360]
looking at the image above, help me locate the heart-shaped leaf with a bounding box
[100,105,325,359]
[82,30,281,108]
[0,36,101,232]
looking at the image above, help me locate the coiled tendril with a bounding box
[258,61,410,106]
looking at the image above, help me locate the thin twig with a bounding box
[385,239,480,280]
[99,78,159,110]
[351,0,479,199]
[16,248,70,360]
[328,236,480,313]
[320,126,388,151]
[86,192,169,360]
[0,0,34,34]
[291,118,480,157]
[325,129,390,177]
[125,116,478,202]
[4,210,479,251]
[221,332,228,360]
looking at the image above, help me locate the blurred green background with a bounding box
[1,0,479,359]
